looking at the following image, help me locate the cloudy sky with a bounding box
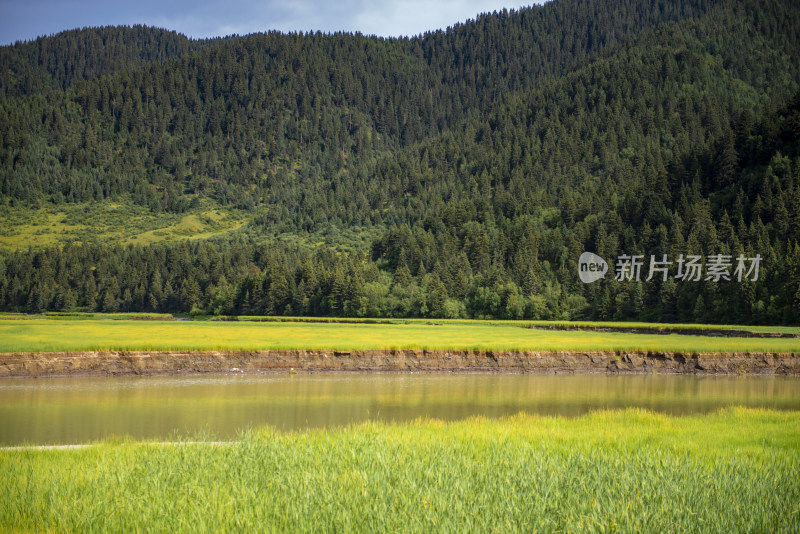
[0,0,541,45]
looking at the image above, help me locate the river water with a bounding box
[1,373,799,445]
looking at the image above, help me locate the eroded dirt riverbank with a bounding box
[1,349,799,377]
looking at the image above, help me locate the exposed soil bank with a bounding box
[1,349,799,377]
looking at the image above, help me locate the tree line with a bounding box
[0,0,799,323]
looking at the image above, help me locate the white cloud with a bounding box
[353,0,531,38]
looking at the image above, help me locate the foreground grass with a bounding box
[1,408,798,532]
[2,317,800,353]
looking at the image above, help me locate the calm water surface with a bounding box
[1,373,799,445]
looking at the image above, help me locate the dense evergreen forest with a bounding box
[1,0,799,323]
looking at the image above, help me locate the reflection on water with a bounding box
[1,373,799,445]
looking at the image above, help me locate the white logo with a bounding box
[578,252,762,283]
[578,252,608,283]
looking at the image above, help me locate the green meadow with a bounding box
[1,409,798,532]
[0,199,382,252]
[1,316,800,353]
[220,315,800,334]
[0,200,250,249]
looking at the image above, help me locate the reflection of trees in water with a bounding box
[2,374,798,445]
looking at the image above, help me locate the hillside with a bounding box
[0,25,204,97]
[0,0,799,323]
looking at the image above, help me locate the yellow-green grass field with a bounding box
[229,315,800,334]
[1,408,798,532]
[2,316,800,353]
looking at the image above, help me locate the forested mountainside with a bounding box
[0,25,204,97]
[1,0,799,323]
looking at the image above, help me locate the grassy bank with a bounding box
[2,317,800,353]
[1,408,798,532]
[6,312,800,334]
[228,315,800,334]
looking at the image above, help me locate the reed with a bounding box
[1,408,798,532]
